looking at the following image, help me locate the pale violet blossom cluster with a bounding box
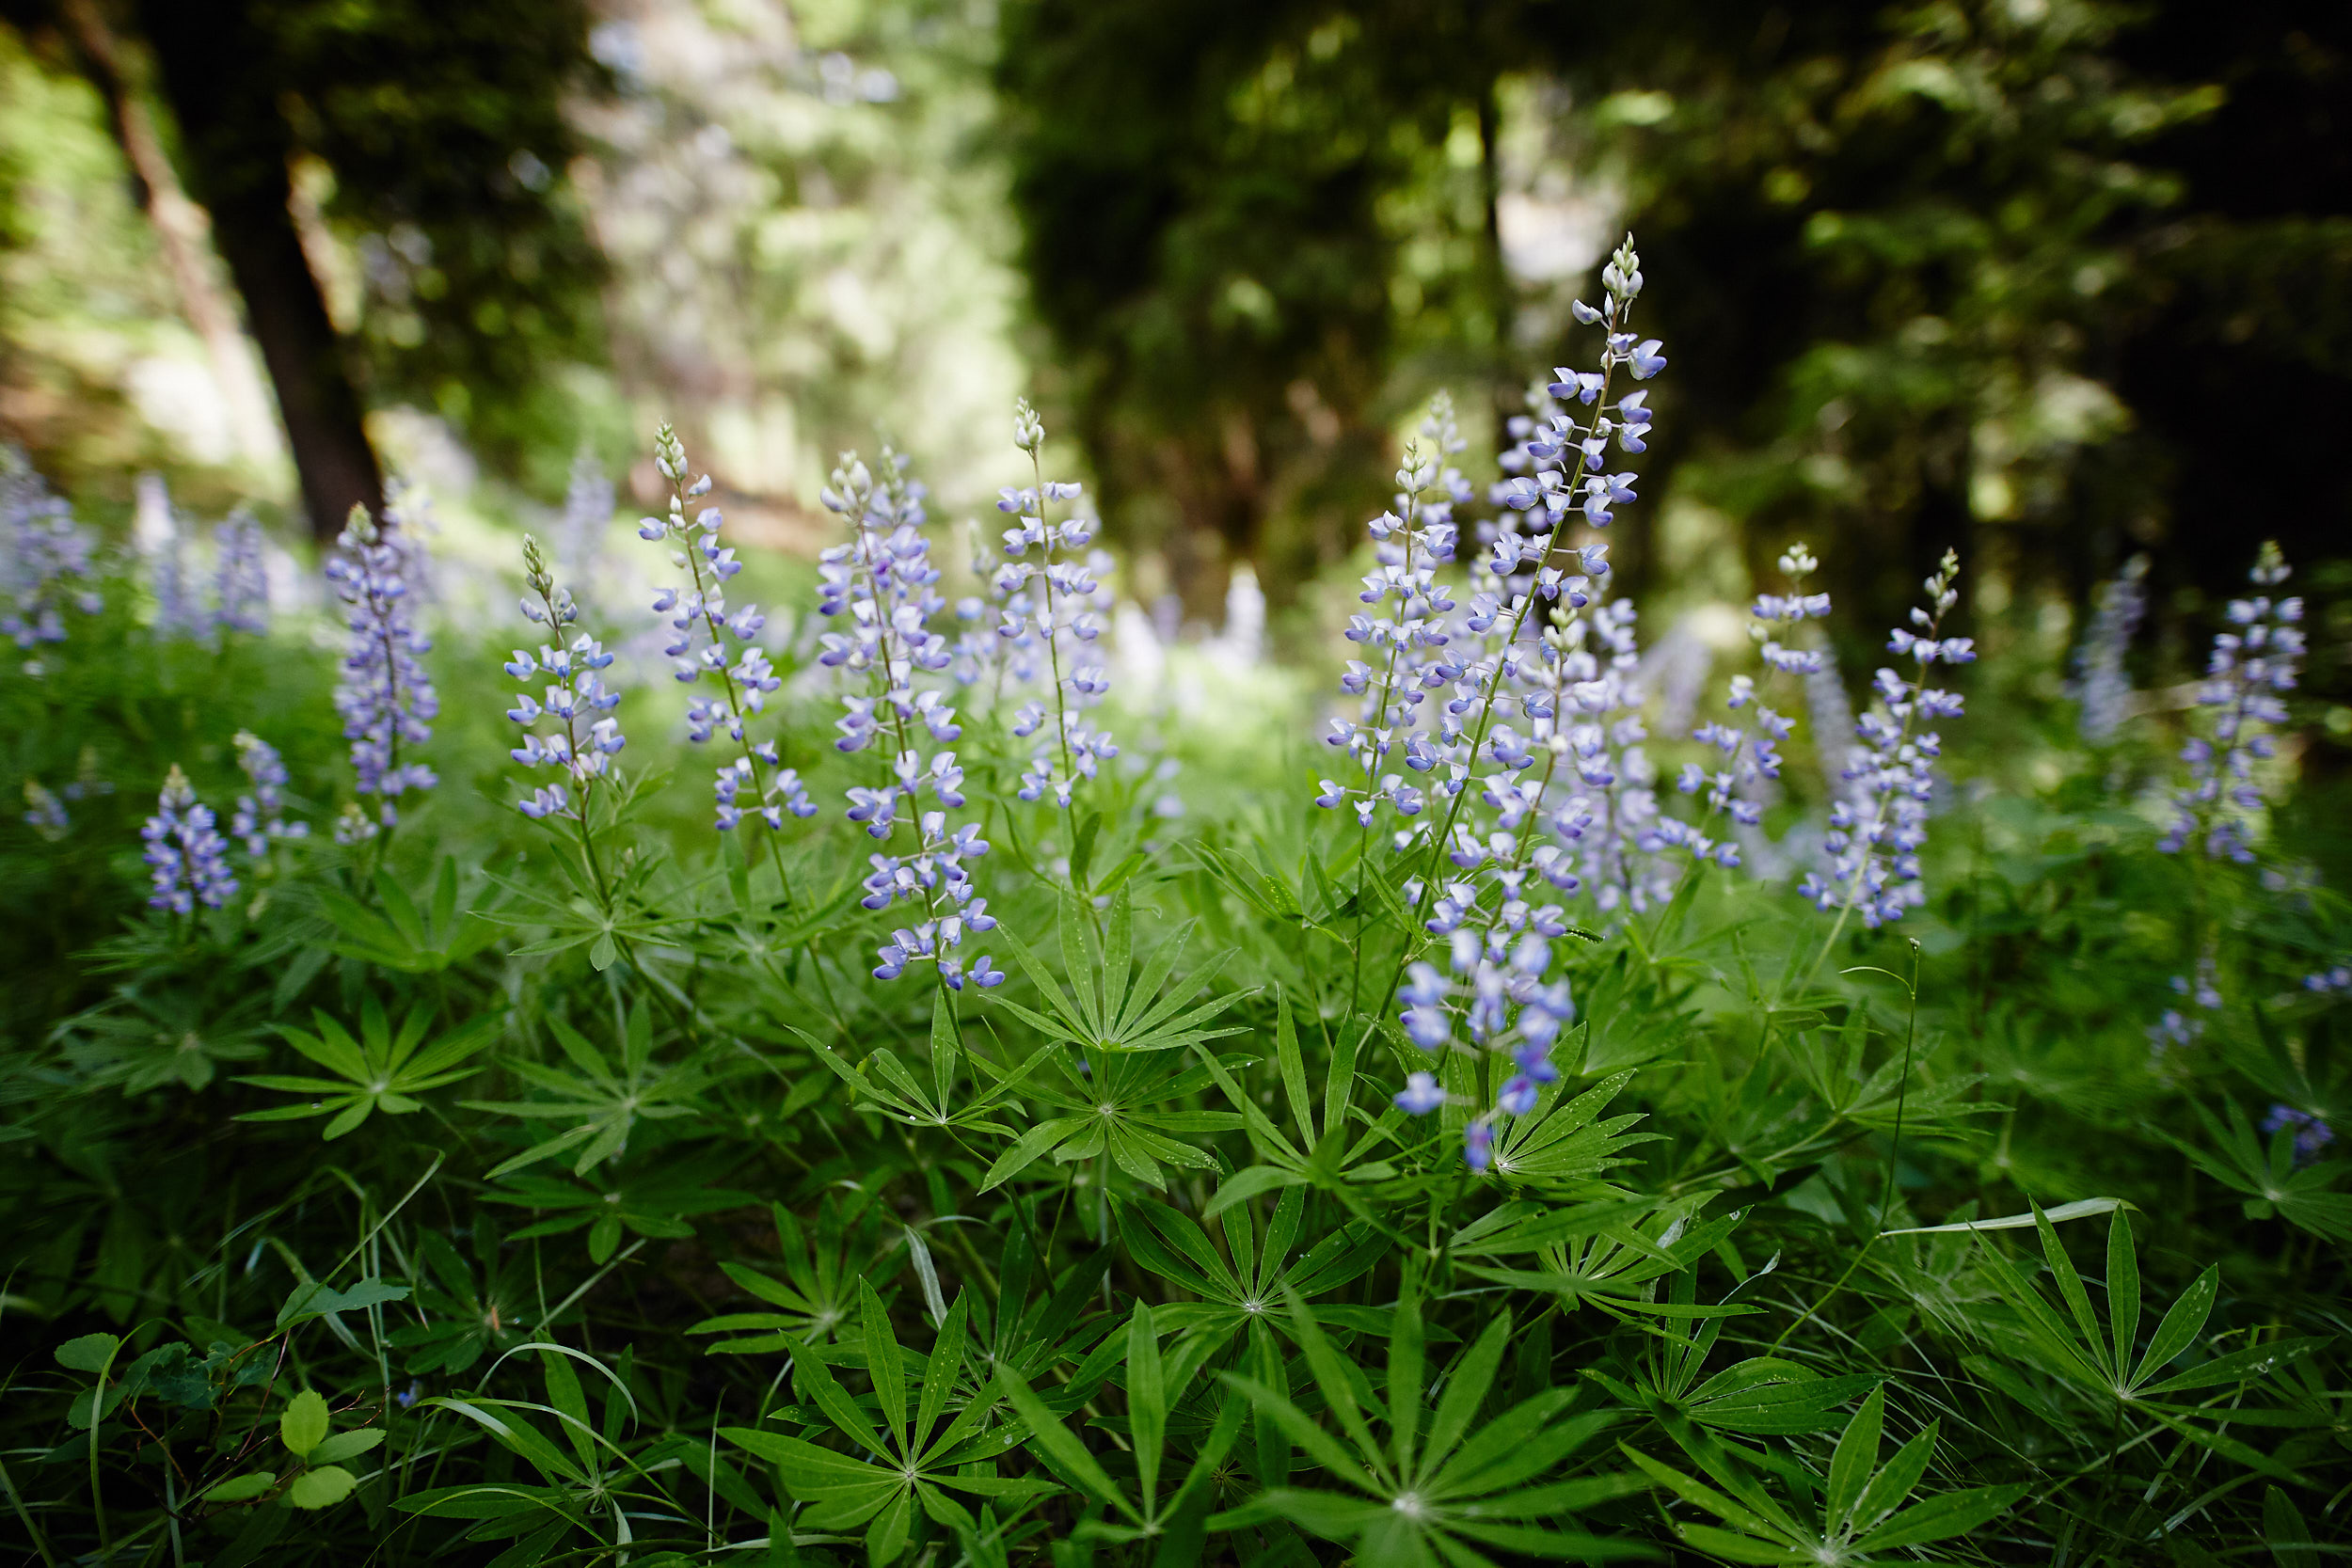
[506,534,628,824]
[230,732,306,857]
[554,451,616,585]
[2305,964,2351,995]
[145,483,206,642]
[142,765,237,914]
[1800,550,1972,930]
[2148,957,2221,1053]
[1386,235,1673,1169]
[998,401,1118,807]
[138,480,271,643]
[817,447,1001,991]
[326,506,438,835]
[2261,1104,2333,1165]
[1315,403,1464,830]
[637,426,811,832]
[1458,235,1677,918]
[1655,546,1830,871]
[2159,542,2302,863]
[2,447,103,650]
[951,516,1047,698]
[213,507,271,636]
[23,780,71,841]
[2073,554,2147,744]
[1804,638,1858,799]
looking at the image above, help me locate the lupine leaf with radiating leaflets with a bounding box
[1587,1260,1867,1435]
[2165,1096,2352,1242]
[986,889,1252,1053]
[1477,1067,1656,1183]
[463,1006,707,1177]
[994,1305,1248,1556]
[1209,1274,1654,1562]
[313,858,502,972]
[798,991,1048,1135]
[487,1153,756,1262]
[721,1288,1057,1560]
[1964,1203,2327,1481]
[1114,1189,1390,1347]
[1458,1197,1761,1322]
[235,999,499,1139]
[977,1048,1247,1190]
[1624,1384,2027,1565]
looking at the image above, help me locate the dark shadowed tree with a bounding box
[17,0,607,538]
[133,0,382,540]
[997,0,1535,619]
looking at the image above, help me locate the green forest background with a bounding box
[0,0,2347,711]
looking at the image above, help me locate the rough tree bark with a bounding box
[130,0,380,542]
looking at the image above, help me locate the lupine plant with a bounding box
[2,232,2346,1568]
[326,503,439,840]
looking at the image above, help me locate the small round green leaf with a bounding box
[288,1465,357,1510]
[55,1333,122,1372]
[280,1389,330,1457]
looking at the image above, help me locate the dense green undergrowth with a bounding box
[3,398,2348,1568]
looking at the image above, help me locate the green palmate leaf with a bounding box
[238,1004,499,1139]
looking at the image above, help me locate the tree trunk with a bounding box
[131,0,380,542]
[58,0,283,468]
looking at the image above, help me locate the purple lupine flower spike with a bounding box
[2159,541,2302,863]
[3,447,103,651]
[999,400,1117,807]
[326,504,438,834]
[641,426,803,834]
[1319,394,1460,831]
[143,765,238,913]
[1653,544,1830,874]
[1800,550,1970,930]
[2072,554,2147,744]
[506,533,627,825]
[817,445,1004,987]
[1371,235,1662,1172]
[213,506,271,636]
[230,732,306,857]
